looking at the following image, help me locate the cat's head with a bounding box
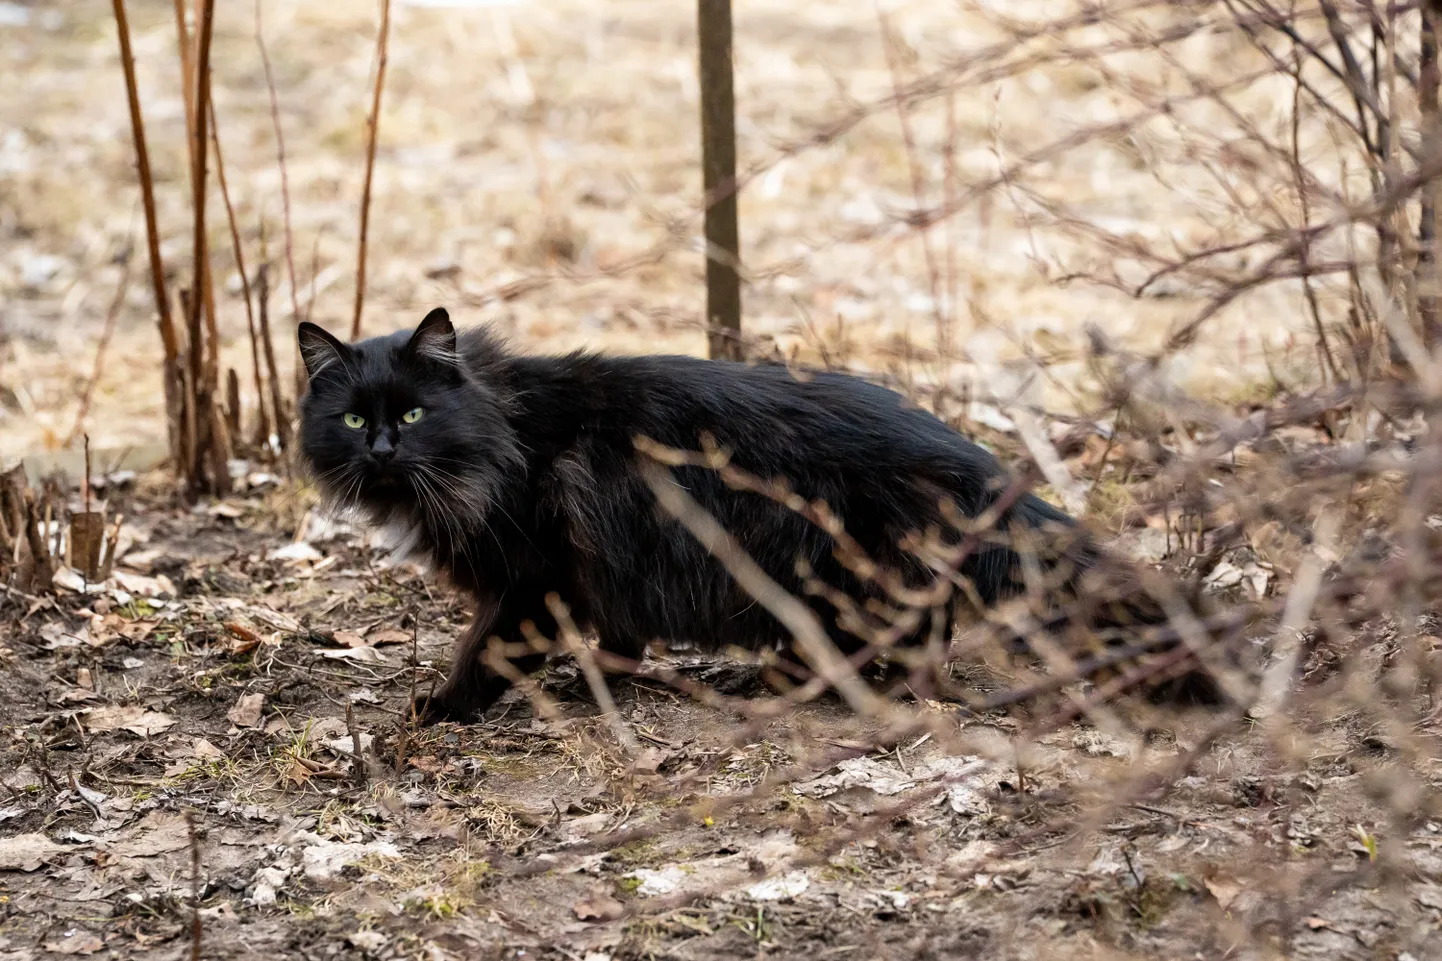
[296,308,519,543]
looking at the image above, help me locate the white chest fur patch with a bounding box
[368,518,432,572]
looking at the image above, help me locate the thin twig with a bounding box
[186,811,202,961]
[351,0,392,341]
[255,0,302,328]
[546,592,639,754]
[210,101,270,448]
[256,253,289,454]
[65,252,132,447]
[636,452,885,718]
[345,702,368,788]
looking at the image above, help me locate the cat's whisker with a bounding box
[409,467,462,564]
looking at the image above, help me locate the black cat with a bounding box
[297,308,1155,723]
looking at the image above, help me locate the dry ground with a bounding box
[1,475,1440,961]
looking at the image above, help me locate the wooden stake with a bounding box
[697,0,742,361]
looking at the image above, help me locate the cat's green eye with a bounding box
[402,407,425,424]
[343,413,366,429]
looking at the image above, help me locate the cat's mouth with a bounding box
[360,470,409,499]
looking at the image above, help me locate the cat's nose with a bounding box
[369,435,395,464]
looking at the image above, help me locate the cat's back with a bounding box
[523,349,1000,479]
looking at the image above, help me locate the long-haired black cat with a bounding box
[297,308,1172,723]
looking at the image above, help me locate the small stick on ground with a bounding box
[395,611,420,774]
[345,702,368,788]
[186,811,202,961]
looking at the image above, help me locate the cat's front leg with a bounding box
[413,593,554,724]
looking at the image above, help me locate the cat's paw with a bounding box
[410,692,473,726]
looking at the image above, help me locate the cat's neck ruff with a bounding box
[371,511,432,572]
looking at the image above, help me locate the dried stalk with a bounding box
[186,0,229,497]
[254,0,302,330]
[1421,0,1440,348]
[111,0,181,470]
[210,101,270,448]
[65,252,132,447]
[546,592,638,754]
[351,0,392,341]
[256,256,290,453]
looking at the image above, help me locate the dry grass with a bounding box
[2,0,1330,459]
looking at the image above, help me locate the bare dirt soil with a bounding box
[2,476,1441,961]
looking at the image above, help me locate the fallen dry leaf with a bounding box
[320,646,388,663]
[120,547,165,573]
[284,757,315,787]
[624,866,685,896]
[81,705,176,737]
[347,930,388,953]
[223,621,263,655]
[0,833,67,872]
[192,737,225,761]
[42,932,103,955]
[331,631,368,648]
[112,812,191,858]
[84,613,122,647]
[746,870,810,902]
[300,839,401,880]
[246,606,302,634]
[1204,874,1244,911]
[110,570,176,598]
[268,541,322,563]
[324,733,374,756]
[366,628,412,646]
[564,812,611,837]
[630,748,670,775]
[227,693,265,728]
[573,894,626,921]
[52,568,97,595]
[40,622,87,649]
[115,619,158,643]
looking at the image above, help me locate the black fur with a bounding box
[297,309,1128,723]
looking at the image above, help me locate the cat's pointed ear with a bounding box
[405,307,458,366]
[297,322,351,380]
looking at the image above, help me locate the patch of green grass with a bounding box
[162,758,240,787]
[405,890,468,919]
[819,856,867,882]
[118,598,159,619]
[609,838,661,866]
[1128,878,1185,930]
